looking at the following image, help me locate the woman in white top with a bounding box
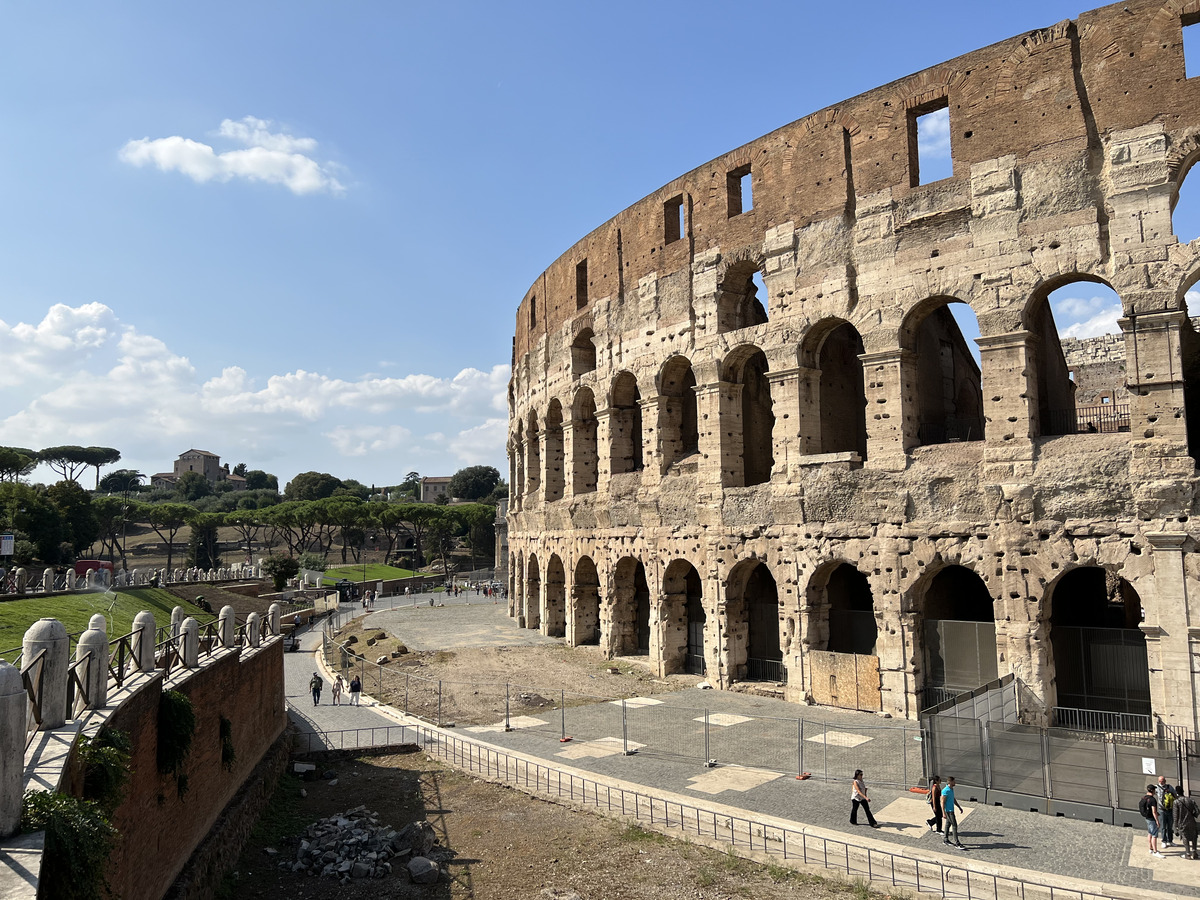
[850,769,880,828]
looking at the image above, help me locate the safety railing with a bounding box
[1043,403,1130,437]
[1051,706,1152,734]
[67,651,93,716]
[20,648,47,747]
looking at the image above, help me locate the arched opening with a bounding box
[662,560,704,675]
[1172,153,1200,245]
[571,556,601,645]
[610,373,643,474]
[544,554,566,637]
[611,557,651,656]
[917,565,997,709]
[525,554,541,631]
[525,411,542,495]
[727,560,782,682]
[824,564,877,655]
[543,401,564,502]
[572,328,597,378]
[1048,567,1150,725]
[715,261,769,333]
[571,388,598,494]
[902,299,983,446]
[817,321,868,458]
[658,356,699,473]
[725,347,774,486]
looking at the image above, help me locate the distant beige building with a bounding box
[420,476,452,503]
[151,450,246,490]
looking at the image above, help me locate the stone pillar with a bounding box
[14,569,26,594]
[1144,532,1197,733]
[692,383,725,489]
[639,396,665,486]
[22,618,68,730]
[978,331,1036,472]
[268,603,281,636]
[180,618,199,668]
[859,349,916,471]
[42,568,54,593]
[219,606,236,648]
[170,606,184,640]
[246,612,262,648]
[0,662,24,837]
[594,409,615,495]
[132,610,157,672]
[766,367,804,479]
[76,623,108,709]
[561,420,577,503]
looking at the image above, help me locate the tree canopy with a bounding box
[448,466,501,501]
[284,471,343,502]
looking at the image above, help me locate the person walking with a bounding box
[1140,784,1165,859]
[331,674,344,706]
[941,776,968,850]
[849,769,880,828]
[926,775,943,834]
[1156,776,1176,847]
[309,671,323,706]
[1173,786,1199,860]
[349,674,362,706]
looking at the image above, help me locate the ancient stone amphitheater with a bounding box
[507,0,1200,732]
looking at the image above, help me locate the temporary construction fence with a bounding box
[322,629,925,789]
[290,723,1144,900]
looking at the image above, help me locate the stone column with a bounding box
[978,331,1036,472]
[42,568,54,593]
[594,409,615,495]
[170,606,184,641]
[219,606,236,648]
[77,623,108,709]
[1144,532,1197,733]
[132,610,157,672]
[180,618,199,667]
[0,662,24,837]
[858,349,916,471]
[561,420,577,503]
[640,396,666,485]
[246,612,262,649]
[22,618,68,730]
[268,603,281,636]
[767,367,803,479]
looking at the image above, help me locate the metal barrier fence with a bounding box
[299,722,1130,900]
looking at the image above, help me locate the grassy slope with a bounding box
[0,587,210,658]
[322,564,414,584]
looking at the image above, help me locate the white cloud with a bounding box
[1052,294,1123,340]
[119,116,344,195]
[448,418,509,465]
[917,106,950,159]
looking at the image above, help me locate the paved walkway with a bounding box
[286,596,1199,898]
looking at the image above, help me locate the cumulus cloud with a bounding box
[0,303,509,483]
[917,106,950,159]
[1052,294,1123,339]
[119,116,344,195]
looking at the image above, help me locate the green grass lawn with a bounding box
[0,587,210,660]
[322,564,414,584]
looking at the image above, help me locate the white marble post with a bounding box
[170,606,184,641]
[268,603,281,636]
[76,620,108,709]
[42,568,54,593]
[22,618,68,729]
[218,606,236,648]
[0,662,24,837]
[132,610,157,672]
[180,618,199,668]
[246,612,262,648]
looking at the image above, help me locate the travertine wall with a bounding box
[508,0,1200,731]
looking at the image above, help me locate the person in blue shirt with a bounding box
[941,776,967,849]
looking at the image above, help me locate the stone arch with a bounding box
[610,556,651,657]
[658,355,699,473]
[1046,565,1150,720]
[525,410,542,495]
[543,400,565,502]
[526,554,541,630]
[801,318,868,458]
[661,559,704,675]
[571,388,598,494]
[715,258,768,333]
[900,297,983,446]
[609,372,644,474]
[726,559,782,682]
[572,328,597,378]
[571,555,601,646]
[722,345,774,486]
[544,554,566,637]
[910,563,997,706]
[806,560,877,655]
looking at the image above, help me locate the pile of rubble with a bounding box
[280,805,443,884]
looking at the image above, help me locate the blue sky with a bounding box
[0,1,1184,489]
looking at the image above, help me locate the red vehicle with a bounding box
[73,560,114,577]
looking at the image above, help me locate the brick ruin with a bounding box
[506,0,1200,731]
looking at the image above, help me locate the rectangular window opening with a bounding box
[1185,18,1200,79]
[910,101,952,186]
[664,195,685,244]
[529,296,537,330]
[727,165,752,217]
[576,260,588,309]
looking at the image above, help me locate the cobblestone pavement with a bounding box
[288,596,1200,897]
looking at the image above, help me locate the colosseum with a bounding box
[506,0,1200,734]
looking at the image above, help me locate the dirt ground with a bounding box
[221,750,897,900]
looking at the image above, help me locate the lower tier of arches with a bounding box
[506,524,1199,731]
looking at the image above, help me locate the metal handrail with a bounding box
[20,648,48,745]
[67,651,92,715]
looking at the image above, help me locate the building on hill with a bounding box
[420,476,452,503]
[151,450,246,490]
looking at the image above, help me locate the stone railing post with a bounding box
[132,610,157,672]
[180,618,199,668]
[218,606,236,648]
[0,662,23,837]
[246,612,262,648]
[77,619,108,710]
[268,603,281,636]
[42,568,54,593]
[22,618,68,730]
[170,606,184,641]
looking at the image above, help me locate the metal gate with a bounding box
[924,619,997,693]
[1050,625,1150,716]
[686,614,705,675]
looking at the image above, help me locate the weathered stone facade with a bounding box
[507,0,1200,731]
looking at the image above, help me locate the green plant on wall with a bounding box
[22,790,117,900]
[219,714,236,772]
[157,690,196,799]
[79,727,132,816]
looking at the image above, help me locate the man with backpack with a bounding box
[1173,786,1199,860]
[1156,775,1176,847]
[1141,784,1165,858]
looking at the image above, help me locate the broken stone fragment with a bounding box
[407,856,439,884]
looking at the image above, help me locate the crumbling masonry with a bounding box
[507,0,1200,731]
